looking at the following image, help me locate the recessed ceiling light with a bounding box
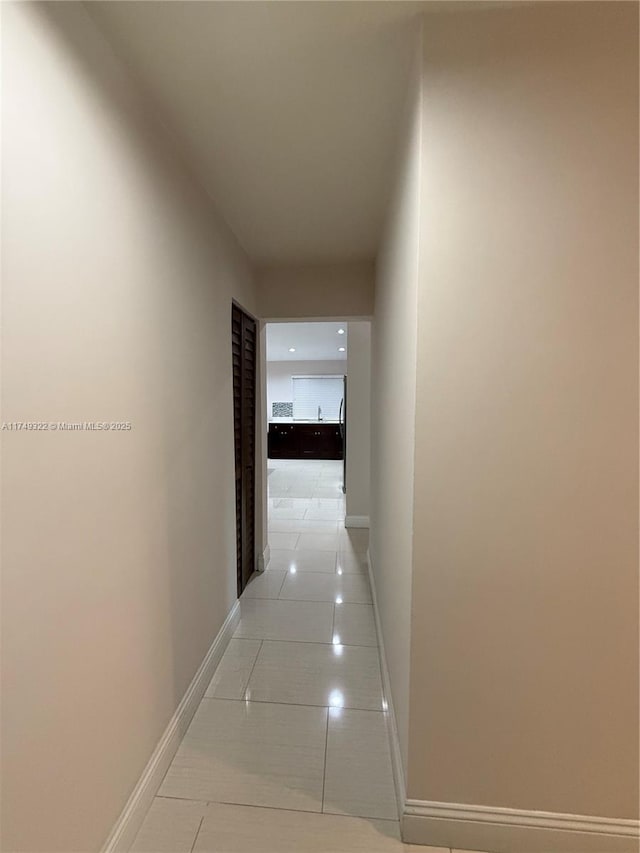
[338,347,345,352]
[337,328,345,335]
[288,347,296,352]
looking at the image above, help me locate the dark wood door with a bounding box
[232,303,256,597]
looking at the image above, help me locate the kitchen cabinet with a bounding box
[268,423,343,460]
[268,423,295,457]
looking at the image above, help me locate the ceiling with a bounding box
[266,322,348,362]
[88,1,423,265]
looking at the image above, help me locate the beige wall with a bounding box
[345,322,371,521]
[257,261,374,320]
[409,0,638,821]
[1,4,258,851]
[369,28,422,779]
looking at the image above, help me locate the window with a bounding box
[292,375,344,420]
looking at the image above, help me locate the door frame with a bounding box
[260,316,364,545]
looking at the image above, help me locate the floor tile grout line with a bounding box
[268,566,365,575]
[264,597,372,605]
[234,637,378,649]
[248,577,371,596]
[267,562,369,569]
[264,569,368,575]
[320,705,330,814]
[234,637,379,650]
[156,793,402,825]
[240,599,374,609]
[265,574,369,580]
[274,571,288,599]
[157,795,210,806]
[266,549,367,555]
[199,695,388,715]
[241,639,264,700]
[267,556,361,564]
[242,596,373,604]
[225,696,384,712]
[188,815,205,853]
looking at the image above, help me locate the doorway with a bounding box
[232,302,257,597]
[261,320,372,533]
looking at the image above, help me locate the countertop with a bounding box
[269,418,340,425]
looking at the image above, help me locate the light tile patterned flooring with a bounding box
[131,460,488,853]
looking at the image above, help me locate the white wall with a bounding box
[409,0,638,836]
[369,27,422,779]
[1,4,258,851]
[267,360,345,420]
[345,322,371,522]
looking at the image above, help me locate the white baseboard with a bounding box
[401,800,640,852]
[257,544,270,573]
[366,548,406,818]
[102,601,241,853]
[345,515,370,528]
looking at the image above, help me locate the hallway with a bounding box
[4,4,637,850]
[130,460,409,852]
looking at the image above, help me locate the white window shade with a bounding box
[292,376,344,420]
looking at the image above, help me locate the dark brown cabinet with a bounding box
[268,423,295,457]
[268,423,343,460]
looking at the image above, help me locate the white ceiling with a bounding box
[267,322,348,362]
[88,2,422,264]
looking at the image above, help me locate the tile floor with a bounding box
[131,460,488,853]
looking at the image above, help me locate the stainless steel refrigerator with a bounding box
[339,375,347,493]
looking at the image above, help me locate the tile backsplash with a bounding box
[272,402,293,418]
